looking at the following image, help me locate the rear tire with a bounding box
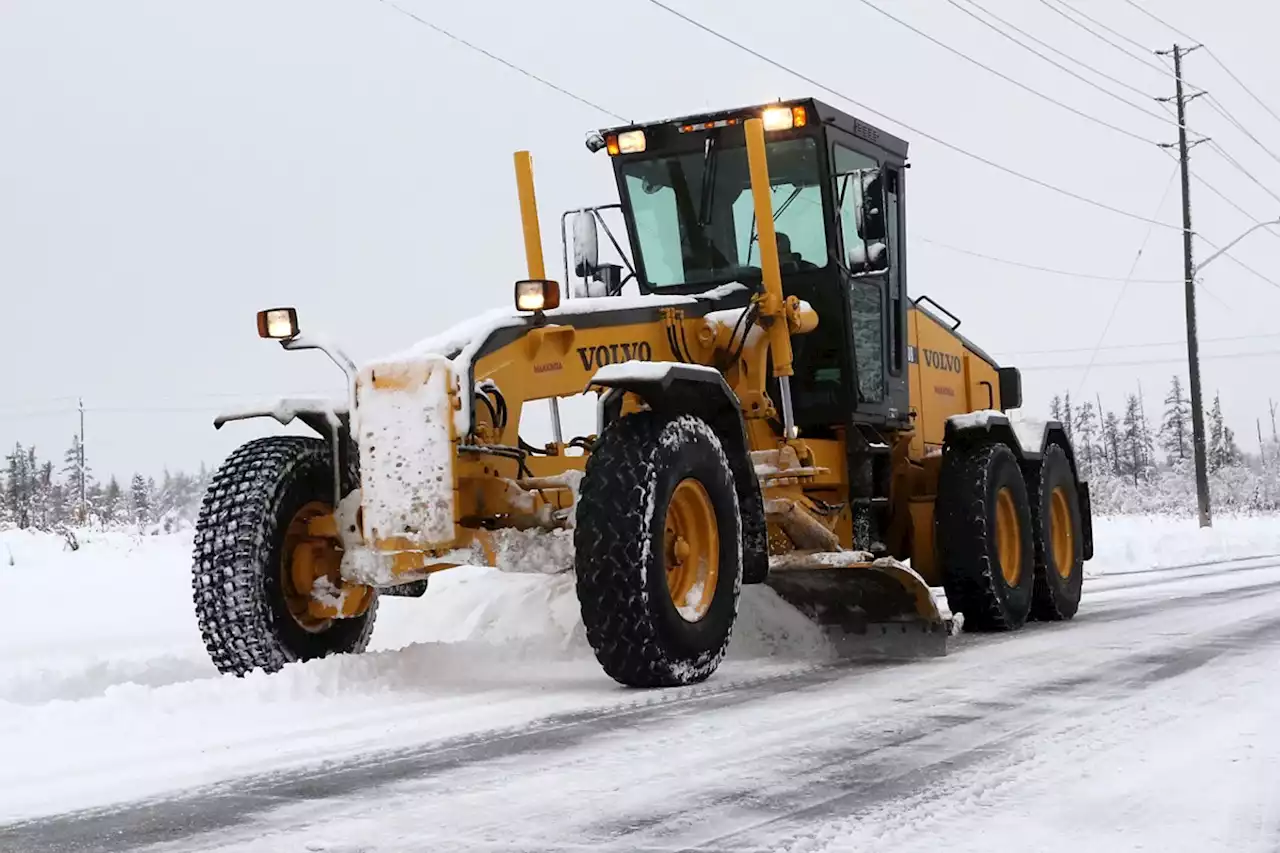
[1029,444,1084,621]
[574,411,743,687]
[192,436,377,676]
[937,441,1035,631]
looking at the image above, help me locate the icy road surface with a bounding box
[2,517,1280,852]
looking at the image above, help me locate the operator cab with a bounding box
[589,98,911,434]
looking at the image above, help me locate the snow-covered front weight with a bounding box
[574,412,743,688]
[191,436,377,676]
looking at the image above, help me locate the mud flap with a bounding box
[764,554,950,660]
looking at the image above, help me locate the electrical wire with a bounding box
[999,329,1280,357]
[640,0,1181,230]
[850,0,1163,147]
[1035,0,1175,78]
[954,0,1160,101]
[372,0,627,122]
[1201,95,1280,170]
[1122,0,1280,128]
[1075,164,1180,394]
[947,0,1175,127]
[1025,348,1280,372]
[917,237,1180,283]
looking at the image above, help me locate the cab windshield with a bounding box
[618,136,826,288]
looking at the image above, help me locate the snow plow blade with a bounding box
[764,554,950,660]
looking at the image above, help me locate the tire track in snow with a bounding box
[6,561,1280,852]
[692,607,1280,853]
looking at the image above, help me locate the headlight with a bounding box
[515,279,561,312]
[616,130,646,154]
[762,105,807,131]
[257,307,299,339]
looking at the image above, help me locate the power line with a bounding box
[955,0,1159,102]
[640,0,1181,230]
[1024,348,1280,372]
[1154,139,1280,247]
[917,236,1179,283]
[1053,0,1167,60]
[947,0,1175,127]
[1035,0,1174,79]
[850,0,1163,147]
[1204,137,1280,210]
[1075,164,1180,394]
[371,0,627,123]
[1201,95,1280,171]
[1121,0,1280,128]
[999,329,1280,356]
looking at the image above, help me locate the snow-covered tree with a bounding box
[1121,394,1153,484]
[1207,393,1242,471]
[1062,391,1074,439]
[62,434,91,523]
[1074,401,1098,476]
[129,473,152,525]
[98,477,123,525]
[1159,375,1190,463]
[1102,409,1123,475]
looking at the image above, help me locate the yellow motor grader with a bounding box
[195,98,1091,687]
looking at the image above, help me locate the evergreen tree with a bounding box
[1121,394,1151,484]
[1062,391,1074,439]
[1103,410,1123,475]
[5,444,35,529]
[1050,395,1064,424]
[98,477,123,525]
[1159,375,1190,462]
[1075,401,1098,476]
[1209,393,1227,471]
[129,473,151,525]
[62,434,91,524]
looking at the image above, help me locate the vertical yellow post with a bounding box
[513,150,547,280]
[743,118,794,380]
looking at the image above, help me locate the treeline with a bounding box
[1048,375,1280,515]
[1,435,210,534]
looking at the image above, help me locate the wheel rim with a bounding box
[994,487,1023,587]
[1050,486,1074,580]
[282,501,366,632]
[664,478,720,622]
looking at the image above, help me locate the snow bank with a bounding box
[1084,514,1280,576]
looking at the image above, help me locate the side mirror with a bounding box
[571,212,599,278]
[836,167,888,272]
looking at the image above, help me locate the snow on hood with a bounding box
[362,292,733,436]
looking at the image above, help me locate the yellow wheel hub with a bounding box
[994,487,1023,587]
[282,501,373,632]
[1050,486,1075,580]
[664,478,719,622]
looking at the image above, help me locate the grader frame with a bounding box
[196,98,1091,687]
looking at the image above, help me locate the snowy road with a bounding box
[4,552,1279,853]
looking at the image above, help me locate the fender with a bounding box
[944,412,1093,561]
[587,361,769,584]
[214,397,354,506]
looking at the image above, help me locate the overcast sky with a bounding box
[3,0,1280,482]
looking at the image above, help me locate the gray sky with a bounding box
[3,0,1280,483]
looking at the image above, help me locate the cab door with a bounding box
[832,144,893,422]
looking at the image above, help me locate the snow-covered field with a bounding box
[2,514,1279,851]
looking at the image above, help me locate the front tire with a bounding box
[574,411,743,687]
[937,441,1035,631]
[192,436,377,676]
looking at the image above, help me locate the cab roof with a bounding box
[598,97,909,159]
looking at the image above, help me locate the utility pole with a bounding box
[78,397,86,524]
[1159,43,1211,528]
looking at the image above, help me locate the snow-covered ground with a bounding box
[2,515,1279,851]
